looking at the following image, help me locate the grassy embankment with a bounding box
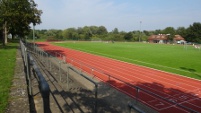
[53,41,201,80]
[0,40,18,113]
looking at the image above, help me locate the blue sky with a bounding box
[34,0,201,32]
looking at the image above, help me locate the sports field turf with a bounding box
[53,41,201,80]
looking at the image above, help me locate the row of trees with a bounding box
[1,1,200,44]
[31,22,201,43]
[0,0,42,46]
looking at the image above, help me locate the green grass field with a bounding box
[0,41,17,113]
[53,41,201,80]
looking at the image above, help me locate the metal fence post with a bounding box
[59,61,61,81]
[27,54,32,95]
[66,66,69,90]
[94,84,98,113]
[49,57,52,71]
[136,87,140,103]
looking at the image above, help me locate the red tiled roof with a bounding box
[148,34,168,40]
[174,35,184,41]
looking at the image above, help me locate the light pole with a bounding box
[139,21,142,42]
[33,23,35,45]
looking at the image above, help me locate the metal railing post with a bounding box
[66,66,69,90]
[136,87,139,103]
[94,84,98,113]
[27,54,32,95]
[59,61,61,81]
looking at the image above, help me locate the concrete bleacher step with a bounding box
[33,55,82,113]
[30,49,158,113]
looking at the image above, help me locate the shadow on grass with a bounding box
[180,67,196,73]
[180,67,201,79]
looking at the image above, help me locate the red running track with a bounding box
[37,42,201,113]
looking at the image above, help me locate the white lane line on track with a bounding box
[66,50,201,111]
[38,43,199,112]
[66,54,198,111]
[75,47,201,81]
[67,47,201,88]
[62,47,200,101]
[67,52,199,95]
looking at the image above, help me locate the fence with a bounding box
[31,44,99,112]
[22,40,199,113]
[20,40,50,113]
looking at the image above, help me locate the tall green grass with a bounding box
[0,41,17,113]
[53,41,201,80]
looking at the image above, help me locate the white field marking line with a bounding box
[162,98,201,112]
[73,48,201,87]
[163,92,200,105]
[66,55,175,107]
[179,98,201,109]
[44,44,199,112]
[66,54,188,112]
[66,53,198,104]
[74,47,201,82]
[68,56,201,112]
[42,44,199,96]
[158,104,189,113]
[49,43,201,85]
[74,47,193,73]
[92,57,201,90]
[65,47,201,91]
[68,53,199,96]
[67,54,193,108]
[107,79,175,111]
[158,95,201,111]
[43,44,199,93]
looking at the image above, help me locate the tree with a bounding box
[162,27,175,41]
[124,32,133,41]
[97,26,108,35]
[112,28,119,34]
[176,27,186,37]
[62,28,77,40]
[186,22,201,43]
[0,0,42,45]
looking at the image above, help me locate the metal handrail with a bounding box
[20,40,51,113]
[68,65,98,113]
[63,54,199,113]
[33,42,199,113]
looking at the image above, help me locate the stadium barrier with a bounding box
[60,48,199,113]
[25,41,199,113]
[128,102,145,113]
[25,43,98,112]
[20,40,50,113]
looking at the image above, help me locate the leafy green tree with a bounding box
[112,28,119,34]
[97,26,108,35]
[143,30,150,36]
[176,27,186,37]
[62,28,77,40]
[162,27,175,41]
[154,29,162,35]
[0,0,42,45]
[186,22,201,43]
[124,32,133,41]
